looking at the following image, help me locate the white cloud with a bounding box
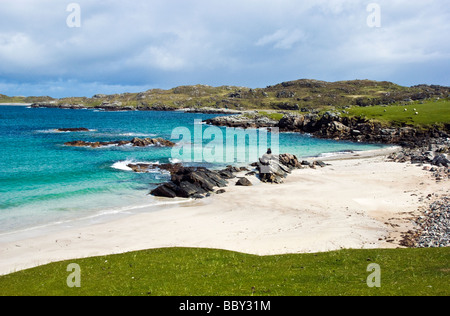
[256,29,307,49]
[0,0,448,97]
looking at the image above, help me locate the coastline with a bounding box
[0,103,32,106]
[0,146,443,276]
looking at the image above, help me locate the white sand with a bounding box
[0,147,446,275]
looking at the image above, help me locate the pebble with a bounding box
[414,196,450,248]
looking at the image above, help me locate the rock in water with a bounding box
[64,137,175,148]
[127,163,183,174]
[56,128,90,132]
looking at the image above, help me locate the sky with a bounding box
[0,0,449,98]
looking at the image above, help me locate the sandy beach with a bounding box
[0,147,446,276]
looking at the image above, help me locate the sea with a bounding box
[0,105,386,240]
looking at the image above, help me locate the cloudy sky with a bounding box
[0,0,449,98]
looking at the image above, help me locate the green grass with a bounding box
[344,98,450,128]
[1,247,448,296]
[257,111,285,121]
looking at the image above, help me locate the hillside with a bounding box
[0,94,54,104]
[17,79,449,112]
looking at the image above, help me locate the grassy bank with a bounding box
[1,247,448,296]
[344,98,450,129]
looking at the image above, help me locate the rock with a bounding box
[278,153,302,169]
[236,177,252,186]
[204,114,278,129]
[127,163,182,174]
[314,160,327,168]
[432,154,450,168]
[64,137,175,148]
[177,181,207,198]
[257,153,291,184]
[56,128,90,132]
[215,189,226,194]
[130,137,176,147]
[150,166,234,198]
[149,183,178,198]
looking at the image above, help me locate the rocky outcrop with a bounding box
[255,152,328,184]
[180,107,243,115]
[127,163,183,174]
[64,137,175,148]
[150,165,251,198]
[150,167,229,198]
[387,145,450,182]
[204,114,279,129]
[56,128,90,132]
[277,112,449,148]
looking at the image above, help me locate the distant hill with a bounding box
[0,94,55,104]
[3,79,449,111]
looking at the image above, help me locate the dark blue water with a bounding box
[0,106,386,234]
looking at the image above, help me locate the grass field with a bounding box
[0,247,448,296]
[344,98,450,128]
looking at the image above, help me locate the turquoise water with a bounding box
[0,106,386,234]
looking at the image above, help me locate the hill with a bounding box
[19,79,449,112]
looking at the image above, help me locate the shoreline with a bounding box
[0,103,32,106]
[0,146,443,276]
[0,147,395,241]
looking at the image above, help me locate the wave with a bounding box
[318,150,357,158]
[35,129,96,134]
[117,132,157,137]
[111,159,161,172]
[169,158,183,164]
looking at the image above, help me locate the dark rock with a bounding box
[150,183,178,198]
[56,128,90,132]
[314,160,327,168]
[64,137,175,148]
[432,154,450,168]
[216,189,226,194]
[236,177,252,186]
[130,137,176,147]
[150,166,233,198]
[178,181,207,198]
[128,163,183,174]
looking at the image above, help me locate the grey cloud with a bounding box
[0,0,448,97]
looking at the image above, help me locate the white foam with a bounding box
[111,160,134,171]
[117,132,157,137]
[169,158,183,164]
[111,160,160,171]
[318,150,356,158]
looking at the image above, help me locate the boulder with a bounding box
[150,166,233,198]
[257,153,291,184]
[278,153,302,169]
[149,183,178,198]
[236,177,252,186]
[432,154,450,167]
